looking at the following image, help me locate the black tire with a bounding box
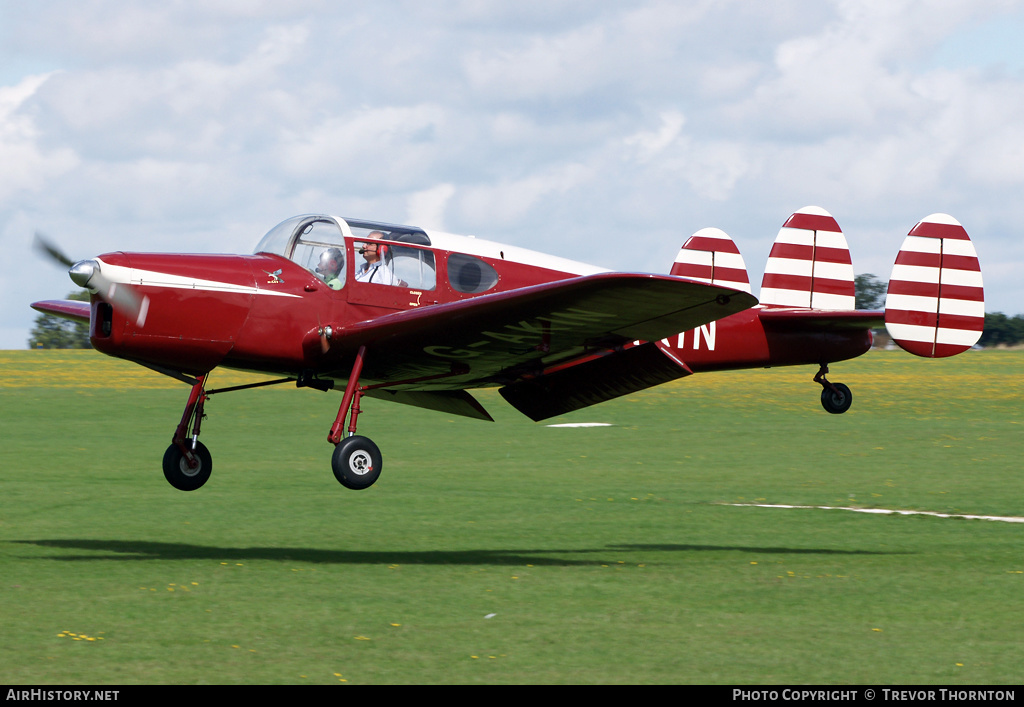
[820,382,852,414]
[332,435,383,490]
[162,441,213,491]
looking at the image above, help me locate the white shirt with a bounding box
[356,261,397,285]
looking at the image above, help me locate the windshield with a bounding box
[255,215,347,288]
[255,215,438,291]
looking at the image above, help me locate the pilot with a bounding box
[355,232,397,285]
[316,248,345,290]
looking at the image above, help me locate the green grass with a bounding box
[1,350,1022,684]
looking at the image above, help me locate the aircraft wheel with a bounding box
[820,383,852,414]
[332,435,383,490]
[162,441,213,491]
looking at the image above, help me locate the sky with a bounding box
[2,0,1023,349]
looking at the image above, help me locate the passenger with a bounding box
[355,232,397,285]
[316,247,344,290]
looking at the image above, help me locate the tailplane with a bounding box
[884,214,984,357]
[760,206,855,310]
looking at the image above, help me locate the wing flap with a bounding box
[362,389,493,421]
[499,341,692,421]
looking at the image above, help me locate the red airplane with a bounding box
[32,206,983,492]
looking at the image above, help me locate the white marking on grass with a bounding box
[545,423,613,428]
[722,503,1024,524]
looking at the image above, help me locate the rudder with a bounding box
[671,227,751,293]
[884,214,984,358]
[760,206,855,310]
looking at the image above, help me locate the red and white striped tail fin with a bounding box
[760,206,855,310]
[671,227,751,294]
[885,214,984,358]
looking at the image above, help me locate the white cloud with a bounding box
[457,161,593,227]
[3,0,1024,349]
[407,183,457,231]
[0,73,79,201]
[462,23,614,100]
[624,111,686,164]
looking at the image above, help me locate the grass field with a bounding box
[1,349,1022,684]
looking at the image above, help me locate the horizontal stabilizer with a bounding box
[759,308,885,331]
[885,214,984,358]
[760,206,855,310]
[671,228,751,293]
[499,341,692,421]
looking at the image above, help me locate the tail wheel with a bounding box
[162,441,213,491]
[332,435,383,490]
[820,383,852,414]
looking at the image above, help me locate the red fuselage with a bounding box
[87,246,584,378]
[82,213,875,387]
[659,308,873,373]
[88,249,871,383]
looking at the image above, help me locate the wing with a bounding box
[758,308,885,330]
[498,340,694,421]
[31,299,91,324]
[320,272,757,389]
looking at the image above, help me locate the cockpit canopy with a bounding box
[255,214,437,291]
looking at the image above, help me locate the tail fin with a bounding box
[671,227,752,293]
[885,214,984,358]
[760,206,855,310]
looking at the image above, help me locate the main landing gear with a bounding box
[814,364,852,414]
[161,373,293,491]
[158,349,386,492]
[163,374,213,491]
[160,346,456,491]
[327,345,382,490]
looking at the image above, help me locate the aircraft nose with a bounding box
[69,259,99,289]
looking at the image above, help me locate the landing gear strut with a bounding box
[157,346,456,491]
[163,375,213,490]
[324,346,470,490]
[161,373,294,491]
[328,345,382,490]
[814,364,852,414]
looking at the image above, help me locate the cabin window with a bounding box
[448,253,499,294]
[388,244,436,290]
[349,224,436,290]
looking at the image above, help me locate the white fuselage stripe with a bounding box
[97,260,301,298]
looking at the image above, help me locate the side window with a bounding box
[351,227,436,290]
[448,253,499,294]
[390,245,436,290]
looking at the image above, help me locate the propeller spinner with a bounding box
[34,232,150,327]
